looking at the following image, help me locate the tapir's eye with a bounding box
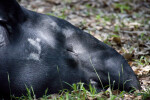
[66,46,78,57]
[66,46,73,53]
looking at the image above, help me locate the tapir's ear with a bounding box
[0,12,8,23]
[0,1,8,23]
[0,0,23,23]
[0,16,7,23]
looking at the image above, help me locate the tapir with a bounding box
[0,0,141,99]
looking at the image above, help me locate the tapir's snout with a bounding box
[88,50,141,92]
[124,72,142,91]
[121,62,141,91]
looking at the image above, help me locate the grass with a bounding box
[114,3,131,13]
[134,56,150,66]
[141,88,150,100]
[114,25,120,33]
[12,83,150,100]
[12,58,149,100]
[46,8,67,20]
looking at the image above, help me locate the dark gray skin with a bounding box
[0,0,141,99]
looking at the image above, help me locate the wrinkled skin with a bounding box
[0,0,141,99]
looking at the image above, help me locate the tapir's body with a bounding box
[0,0,141,99]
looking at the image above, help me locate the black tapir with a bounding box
[0,0,141,99]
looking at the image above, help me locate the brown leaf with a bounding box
[112,37,121,45]
[123,53,133,60]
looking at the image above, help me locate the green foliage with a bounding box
[103,16,111,22]
[111,34,120,38]
[96,14,101,20]
[139,33,150,41]
[63,0,71,3]
[104,34,120,45]
[136,87,150,100]
[114,3,131,13]
[114,25,120,33]
[134,56,150,66]
[46,8,67,20]
[42,88,49,100]
[57,82,88,100]
[89,84,97,95]
[104,39,111,45]
[141,88,150,100]
[89,56,104,90]
[58,8,67,19]
[105,88,117,100]
[85,4,92,9]
[10,82,150,100]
